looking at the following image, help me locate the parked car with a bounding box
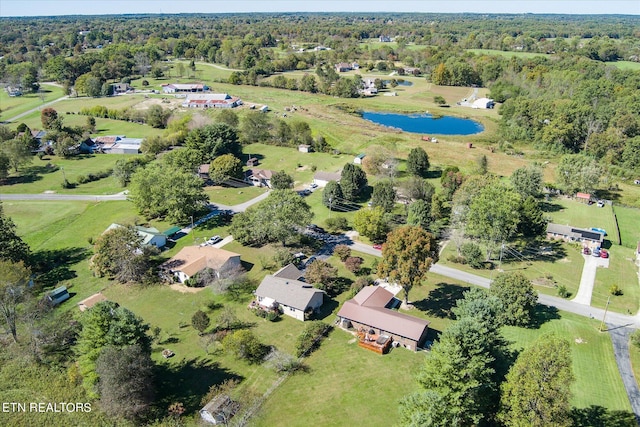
[596,200,605,208]
[590,227,607,236]
[310,183,318,189]
[600,249,609,258]
[208,235,222,244]
[582,247,591,255]
[592,248,601,257]
[373,244,383,250]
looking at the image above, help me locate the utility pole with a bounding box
[599,295,611,332]
[329,197,333,218]
[190,215,195,242]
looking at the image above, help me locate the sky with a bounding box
[1,0,639,17]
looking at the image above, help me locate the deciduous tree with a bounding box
[90,225,155,283]
[270,170,294,190]
[76,301,150,396]
[511,164,544,199]
[499,334,574,427]
[377,225,438,306]
[490,272,538,327]
[96,345,154,422]
[466,183,522,259]
[209,153,243,184]
[407,199,431,229]
[353,206,388,242]
[186,123,241,163]
[0,260,30,342]
[0,202,30,264]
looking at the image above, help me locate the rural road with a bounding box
[608,325,640,423]
[3,85,69,123]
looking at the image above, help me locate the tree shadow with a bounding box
[570,405,638,427]
[539,201,563,213]
[413,282,469,319]
[31,247,89,289]
[425,169,442,179]
[529,303,561,329]
[154,357,244,415]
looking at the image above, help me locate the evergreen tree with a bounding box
[340,163,368,201]
[370,180,396,213]
[0,202,30,264]
[407,147,430,177]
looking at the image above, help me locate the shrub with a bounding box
[76,174,89,184]
[557,285,570,298]
[344,256,363,274]
[325,216,349,233]
[631,330,640,348]
[461,242,484,269]
[295,321,331,357]
[334,244,351,261]
[610,285,623,296]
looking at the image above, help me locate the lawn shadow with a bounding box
[570,405,638,427]
[314,297,339,320]
[240,260,255,273]
[413,282,469,320]
[154,357,243,415]
[529,303,561,329]
[31,247,89,289]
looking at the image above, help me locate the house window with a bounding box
[289,307,295,312]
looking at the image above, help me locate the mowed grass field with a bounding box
[613,205,640,249]
[0,83,66,122]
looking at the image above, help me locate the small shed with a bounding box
[353,153,366,164]
[298,144,312,153]
[48,286,71,306]
[200,395,239,425]
[163,226,182,238]
[576,192,591,203]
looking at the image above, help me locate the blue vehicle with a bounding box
[591,227,607,236]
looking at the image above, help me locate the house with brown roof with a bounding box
[337,286,430,351]
[245,168,275,188]
[313,171,341,188]
[160,246,241,284]
[254,275,324,321]
[182,93,241,109]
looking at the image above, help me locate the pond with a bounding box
[362,111,483,135]
[383,79,413,86]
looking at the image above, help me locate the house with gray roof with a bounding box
[313,171,341,188]
[273,263,304,281]
[337,286,430,351]
[254,275,324,321]
[546,223,604,248]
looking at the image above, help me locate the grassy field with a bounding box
[466,48,551,59]
[0,83,66,122]
[204,185,267,206]
[591,245,640,314]
[611,61,640,71]
[546,198,619,244]
[502,312,631,411]
[1,154,136,194]
[613,205,640,249]
[631,341,640,392]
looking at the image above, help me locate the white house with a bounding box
[353,153,366,164]
[254,275,325,321]
[160,246,241,284]
[162,83,206,93]
[313,171,342,188]
[245,168,274,188]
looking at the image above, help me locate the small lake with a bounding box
[362,112,483,135]
[383,79,413,86]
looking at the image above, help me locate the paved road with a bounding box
[3,89,69,123]
[608,324,640,424]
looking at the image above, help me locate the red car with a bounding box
[373,244,382,250]
[582,247,591,255]
[600,250,609,259]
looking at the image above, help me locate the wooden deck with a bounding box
[356,331,393,354]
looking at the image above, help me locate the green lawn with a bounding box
[0,83,66,122]
[205,185,267,206]
[2,154,136,194]
[613,205,640,249]
[592,245,640,314]
[502,312,631,411]
[611,61,640,71]
[546,198,619,245]
[466,48,551,59]
[630,340,640,391]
